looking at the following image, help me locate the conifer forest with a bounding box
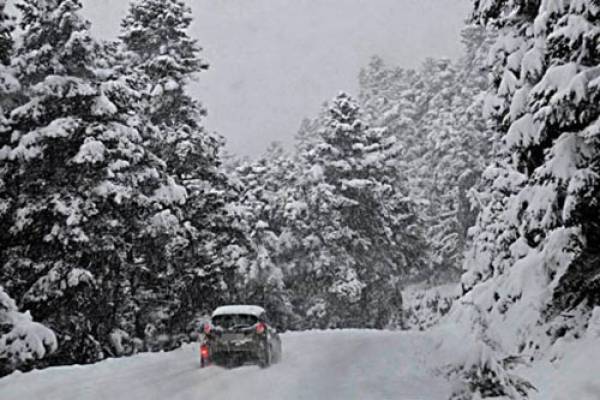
[0,1,599,399]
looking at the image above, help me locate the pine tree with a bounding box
[233,143,296,329]
[0,2,58,377]
[359,48,494,283]
[119,0,215,179]
[120,0,248,338]
[0,0,13,67]
[419,32,494,281]
[461,0,600,358]
[0,0,18,136]
[0,0,19,255]
[296,93,425,328]
[415,58,465,278]
[359,59,439,283]
[0,0,185,364]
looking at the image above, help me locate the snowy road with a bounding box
[0,330,452,400]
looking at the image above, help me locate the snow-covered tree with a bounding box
[447,303,535,399]
[120,0,247,340]
[0,0,13,67]
[0,0,18,133]
[459,0,600,368]
[232,105,426,329]
[0,286,57,376]
[0,0,18,250]
[0,3,58,377]
[419,37,495,281]
[232,143,297,329]
[293,93,424,328]
[414,59,466,277]
[359,45,493,283]
[120,0,216,179]
[0,0,187,363]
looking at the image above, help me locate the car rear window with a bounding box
[212,314,258,329]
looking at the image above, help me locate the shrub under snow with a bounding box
[403,283,459,330]
[0,286,57,375]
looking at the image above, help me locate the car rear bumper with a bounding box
[211,348,261,366]
[211,335,259,348]
[208,339,265,364]
[210,338,261,351]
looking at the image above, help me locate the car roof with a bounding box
[211,305,265,318]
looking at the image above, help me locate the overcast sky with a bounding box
[23,0,472,157]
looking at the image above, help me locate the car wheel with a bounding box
[272,344,279,363]
[276,342,282,363]
[259,344,271,368]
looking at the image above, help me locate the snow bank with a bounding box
[519,313,600,399]
[428,302,600,399]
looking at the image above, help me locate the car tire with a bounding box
[272,344,279,363]
[259,344,271,368]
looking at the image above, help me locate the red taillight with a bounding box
[200,344,209,359]
[256,322,266,334]
[203,323,211,334]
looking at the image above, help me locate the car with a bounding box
[200,305,282,368]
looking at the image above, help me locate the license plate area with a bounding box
[222,333,245,341]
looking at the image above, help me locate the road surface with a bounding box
[0,329,452,400]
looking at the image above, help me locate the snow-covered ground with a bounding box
[3,327,598,399]
[0,329,453,400]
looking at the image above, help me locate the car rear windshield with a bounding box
[212,314,258,329]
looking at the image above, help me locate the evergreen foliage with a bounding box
[3,0,596,390]
[120,0,249,344]
[463,0,600,348]
[451,0,600,395]
[0,286,57,376]
[359,35,494,282]
[0,0,202,365]
[233,94,426,329]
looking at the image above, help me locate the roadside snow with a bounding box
[519,306,600,400]
[431,310,600,400]
[520,335,600,400]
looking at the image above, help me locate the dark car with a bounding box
[200,305,282,368]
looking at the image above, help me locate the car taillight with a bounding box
[256,322,266,334]
[200,344,209,359]
[203,323,211,335]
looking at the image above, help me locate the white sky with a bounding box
[13,0,472,156]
